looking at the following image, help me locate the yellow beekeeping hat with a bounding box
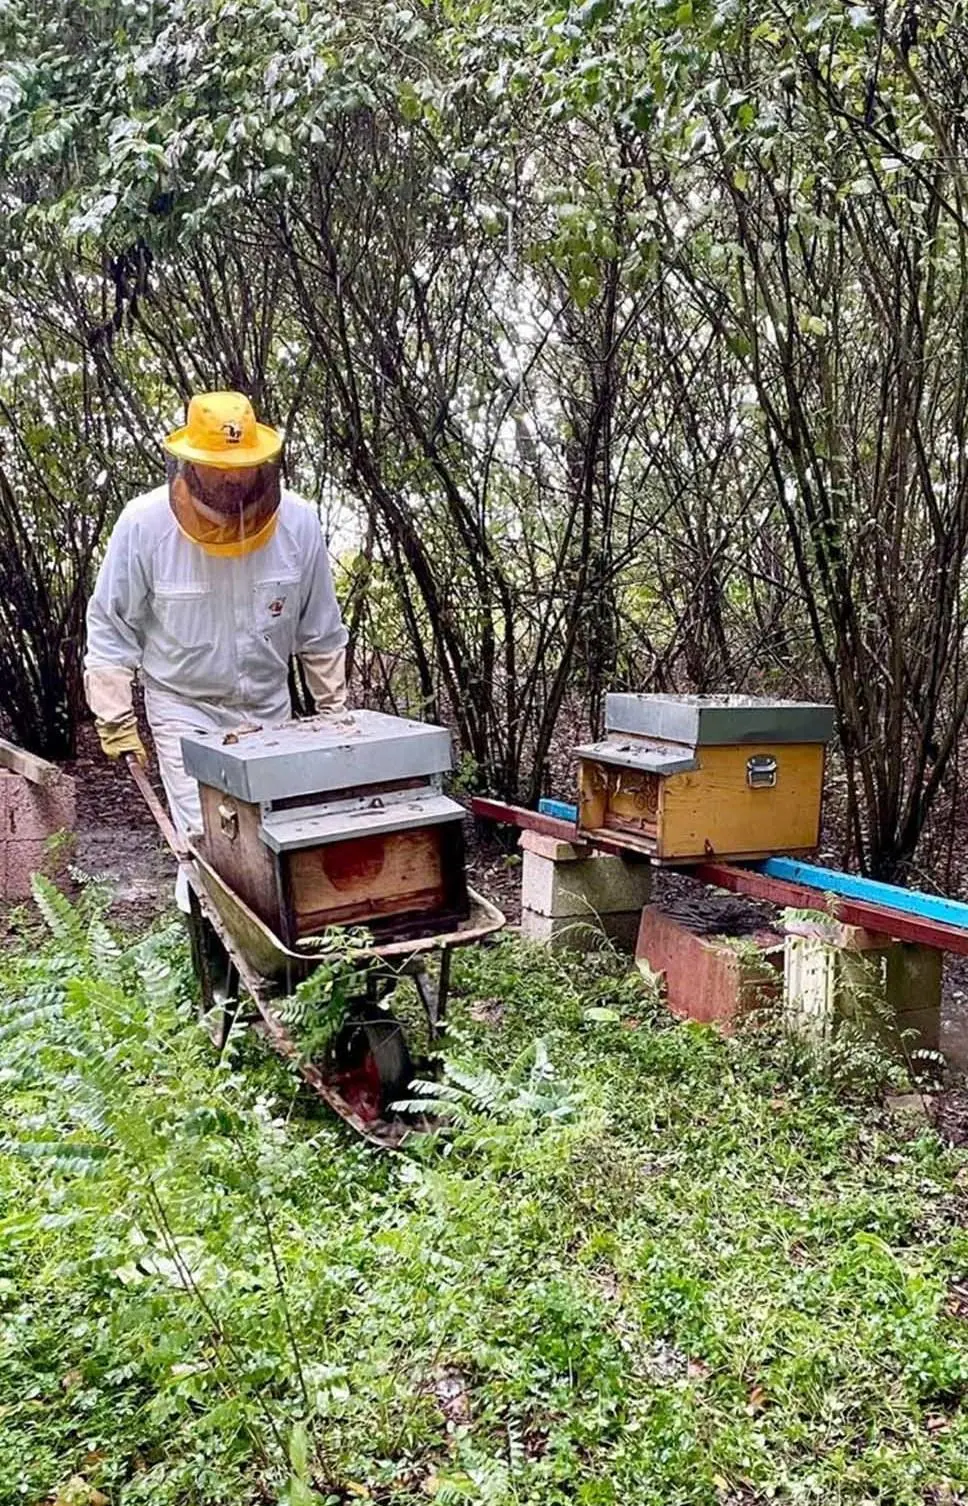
[163,391,282,469]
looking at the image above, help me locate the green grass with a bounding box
[1,884,966,1505]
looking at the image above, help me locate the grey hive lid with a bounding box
[575,737,698,776]
[181,710,452,803]
[605,694,835,748]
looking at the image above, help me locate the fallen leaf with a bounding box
[885,1093,929,1117]
[345,1486,371,1499]
[687,1358,711,1381]
[52,1477,109,1506]
[747,1384,768,1413]
[60,1370,82,1391]
[926,1414,951,1434]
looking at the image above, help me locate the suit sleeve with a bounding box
[84,509,151,671]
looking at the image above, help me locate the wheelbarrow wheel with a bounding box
[327,1005,415,1125]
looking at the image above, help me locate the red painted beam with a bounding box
[471,796,968,957]
[696,862,968,958]
[470,797,633,857]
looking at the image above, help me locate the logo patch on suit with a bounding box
[267,596,286,617]
[222,420,243,444]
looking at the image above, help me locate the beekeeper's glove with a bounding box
[85,665,149,766]
[300,649,348,716]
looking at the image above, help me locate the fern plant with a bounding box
[393,1038,580,1129]
[280,925,379,1062]
[2,879,342,1501]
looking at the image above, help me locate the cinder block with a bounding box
[521,907,644,954]
[784,916,893,951]
[636,905,783,1028]
[519,830,588,862]
[894,1008,941,1055]
[0,770,76,901]
[887,943,943,1013]
[783,935,942,1057]
[2,838,70,901]
[521,848,653,919]
[1,770,76,842]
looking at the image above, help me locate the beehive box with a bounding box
[575,694,834,863]
[181,712,469,947]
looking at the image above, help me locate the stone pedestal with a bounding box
[519,829,652,953]
[635,904,784,1028]
[0,768,76,900]
[783,922,941,1056]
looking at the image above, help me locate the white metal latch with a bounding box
[747,755,778,789]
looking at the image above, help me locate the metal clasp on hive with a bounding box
[747,755,778,789]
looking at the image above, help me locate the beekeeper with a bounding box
[84,391,348,909]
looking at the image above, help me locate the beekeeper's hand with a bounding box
[85,665,148,766]
[96,714,148,766]
[300,649,348,716]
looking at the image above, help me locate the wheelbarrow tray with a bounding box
[186,838,505,984]
[124,757,506,1149]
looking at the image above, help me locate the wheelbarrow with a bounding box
[126,757,505,1148]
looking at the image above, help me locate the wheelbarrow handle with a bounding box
[125,753,190,862]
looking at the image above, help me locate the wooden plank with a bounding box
[694,862,968,957]
[658,743,824,859]
[538,798,581,822]
[763,856,968,933]
[0,736,60,788]
[473,795,968,956]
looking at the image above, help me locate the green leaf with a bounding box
[399,82,422,122]
[583,1006,620,1023]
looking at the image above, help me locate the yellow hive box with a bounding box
[575,694,834,864]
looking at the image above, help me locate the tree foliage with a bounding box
[2,0,967,869]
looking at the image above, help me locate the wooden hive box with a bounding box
[181,711,469,948]
[575,694,834,863]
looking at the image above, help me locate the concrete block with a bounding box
[784,916,893,951]
[2,838,71,901]
[1,769,76,842]
[518,830,588,862]
[887,943,943,1013]
[783,935,942,1057]
[521,907,644,955]
[893,1008,941,1055]
[636,905,784,1028]
[521,848,653,919]
[0,769,76,901]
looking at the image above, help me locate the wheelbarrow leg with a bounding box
[186,888,240,1054]
[412,948,452,1044]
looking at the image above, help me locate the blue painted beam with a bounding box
[538,798,579,823]
[761,857,968,933]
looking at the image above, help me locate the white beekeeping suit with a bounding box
[84,391,348,911]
